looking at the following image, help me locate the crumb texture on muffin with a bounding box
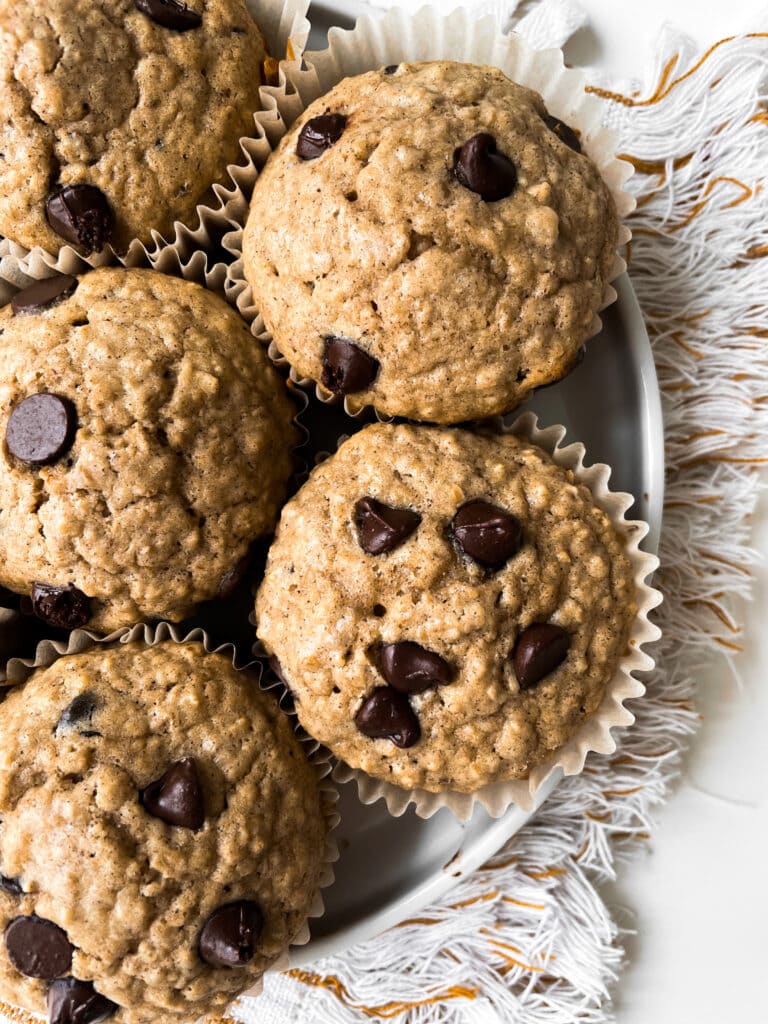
[243,61,619,422]
[0,642,325,1024]
[256,424,637,792]
[0,268,296,632]
[0,0,265,252]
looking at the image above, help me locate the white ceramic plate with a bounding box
[288,3,663,964]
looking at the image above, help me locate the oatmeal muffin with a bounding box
[242,60,619,423]
[0,641,326,1023]
[256,424,637,793]
[0,0,266,255]
[0,268,296,633]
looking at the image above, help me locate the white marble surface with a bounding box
[566,3,768,1021]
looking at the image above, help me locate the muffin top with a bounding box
[0,268,296,633]
[243,60,619,423]
[0,641,326,1024]
[256,423,637,793]
[0,0,265,254]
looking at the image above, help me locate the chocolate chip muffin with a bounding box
[0,0,266,255]
[242,61,619,423]
[0,641,326,1024]
[256,424,637,793]
[0,268,296,633]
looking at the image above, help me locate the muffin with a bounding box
[256,423,637,794]
[242,60,619,423]
[0,0,266,255]
[0,641,326,1024]
[0,267,296,633]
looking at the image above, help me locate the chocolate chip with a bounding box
[11,276,78,316]
[4,916,72,979]
[133,0,202,30]
[6,394,77,466]
[45,186,114,254]
[198,900,263,968]
[453,133,517,202]
[452,500,523,569]
[217,550,253,601]
[378,641,453,694]
[296,114,347,160]
[355,687,421,747]
[0,876,23,896]
[543,114,582,153]
[31,583,91,629]
[513,623,570,690]
[383,65,399,74]
[354,497,421,555]
[141,758,204,830]
[321,338,379,395]
[47,977,118,1024]
[55,692,99,737]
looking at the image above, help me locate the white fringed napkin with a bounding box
[228,8,768,1024]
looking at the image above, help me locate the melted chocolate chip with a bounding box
[31,583,91,630]
[378,641,453,694]
[296,113,347,160]
[4,916,73,979]
[141,758,204,830]
[321,338,379,395]
[384,64,399,75]
[6,393,77,466]
[0,876,23,896]
[11,276,78,316]
[513,623,570,690]
[134,0,202,30]
[355,687,421,747]
[354,498,421,555]
[198,900,264,968]
[45,186,114,254]
[55,692,99,737]
[543,114,582,153]
[453,133,517,202]
[452,500,523,569]
[47,977,118,1024]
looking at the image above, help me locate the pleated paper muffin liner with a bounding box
[0,621,339,1015]
[0,0,317,294]
[257,412,662,821]
[225,3,635,419]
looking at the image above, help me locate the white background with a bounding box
[565,3,768,1023]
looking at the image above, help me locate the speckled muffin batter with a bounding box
[256,424,637,793]
[0,268,296,633]
[0,0,266,254]
[0,641,326,1023]
[243,61,619,423]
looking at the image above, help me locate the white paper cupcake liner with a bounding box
[0,621,339,1016]
[225,3,635,418]
[265,412,661,821]
[0,0,319,295]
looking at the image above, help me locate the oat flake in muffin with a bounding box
[256,423,637,794]
[243,60,619,423]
